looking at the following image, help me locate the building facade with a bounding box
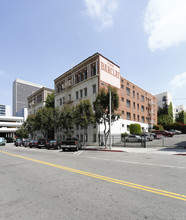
[27,87,54,116]
[0,116,23,139]
[54,53,157,144]
[173,105,186,120]
[13,79,43,117]
[156,92,172,109]
[0,104,10,116]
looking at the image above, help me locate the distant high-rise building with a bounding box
[0,104,10,116]
[12,79,43,117]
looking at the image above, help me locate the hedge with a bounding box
[164,123,186,134]
[129,123,141,135]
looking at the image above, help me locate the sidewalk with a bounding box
[83,145,186,155]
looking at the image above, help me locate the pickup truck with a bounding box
[61,137,82,151]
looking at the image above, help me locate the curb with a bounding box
[174,154,186,156]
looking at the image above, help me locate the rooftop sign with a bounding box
[99,56,120,88]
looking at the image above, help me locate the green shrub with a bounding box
[121,132,129,137]
[129,124,141,135]
[153,125,164,130]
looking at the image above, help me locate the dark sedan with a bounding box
[14,140,22,147]
[47,140,60,150]
[28,140,38,148]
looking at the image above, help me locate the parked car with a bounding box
[37,139,48,148]
[5,137,14,143]
[125,135,142,142]
[141,133,154,141]
[61,137,82,151]
[23,140,31,147]
[152,130,174,137]
[47,140,60,150]
[14,140,22,146]
[28,140,38,148]
[169,129,182,135]
[0,137,6,146]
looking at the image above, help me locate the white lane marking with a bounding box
[65,154,186,169]
[74,150,83,156]
[84,156,186,169]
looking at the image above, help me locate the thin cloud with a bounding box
[0,70,5,76]
[84,0,118,31]
[144,0,186,51]
[169,72,186,88]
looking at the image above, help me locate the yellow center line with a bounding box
[1,150,186,201]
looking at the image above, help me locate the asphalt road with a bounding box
[0,144,186,220]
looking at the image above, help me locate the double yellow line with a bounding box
[1,150,186,201]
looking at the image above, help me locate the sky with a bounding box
[1,0,186,111]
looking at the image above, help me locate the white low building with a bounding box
[0,116,23,139]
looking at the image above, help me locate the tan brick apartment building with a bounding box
[27,87,54,116]
[54,53,157,144]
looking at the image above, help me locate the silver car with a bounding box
[125,135,142,142]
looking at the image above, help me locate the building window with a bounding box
[133,114,136,120]
[127,125,130,131]
[84,70,87,80]
[76,91,78,100]
[127,112,131,120]
[141,105,144,112]
[137,93,139,100]
[126,99,131,108]
[137,104,139,111]
[133,90,135,98]
[80,90,83,98]
[141,95,144,102]
[93,84,96,94]
[133,102,135,109]
[137,115,140,121]
[75,75,80,84]
[122,111,124,115]
[84,88,87,96]
[91,63,96,76]
[121,79,124,83]
[121,84,124,89]
[126,87,130,96]
[141,116,145,123]
[60,98,62,106]
[121,97,124,102]
[80,72,83,82]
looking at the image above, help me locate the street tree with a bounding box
[45,92,55,108]
[74,99,94,146]
[15,122,29,139]
[59,104,75,137]
[94,86,120,148]
[34,107,55,139]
